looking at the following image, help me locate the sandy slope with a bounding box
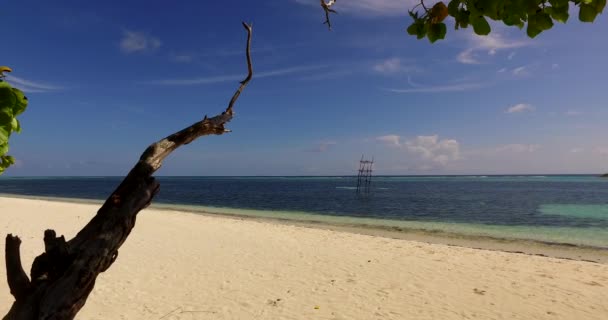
[1,197,607,319]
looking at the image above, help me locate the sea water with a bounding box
[1,175,607,248]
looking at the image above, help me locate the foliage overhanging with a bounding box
[0,67,28,174]
[407,0,606,42]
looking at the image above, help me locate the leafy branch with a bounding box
[0,67,28,174]
[408,0,606,42]
[317,0,606,42]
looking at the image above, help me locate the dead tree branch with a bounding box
[3,22,253,320]
[320,0,337,30]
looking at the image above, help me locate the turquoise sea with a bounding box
[1,175,607,248]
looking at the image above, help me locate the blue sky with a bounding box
[2,0,607,176]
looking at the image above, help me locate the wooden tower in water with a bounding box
[356,155,374,194]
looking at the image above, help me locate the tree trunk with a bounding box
[3,22,253,320]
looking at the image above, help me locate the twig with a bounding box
[320,0,337,30]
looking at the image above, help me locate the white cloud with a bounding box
[146,65,327,85]
[373,58,399,74]
[497,68,507,73]
[5,75,63,93]
[377,134,461,167]
[120,30,161,53]
[552,63,560,69]
[307,141,337,152]
[570,148,583,153]
[565,110,582,116]
[373,58,420,74]
[376,135,402,147]
[457,32,529,64]
[457,49,480,65]
[506,103,534,114]
[512,66,529,76]
[405,135,461,167]
[507,52,516,60]
[294,0,418,16]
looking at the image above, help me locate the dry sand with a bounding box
[1,197,607,319]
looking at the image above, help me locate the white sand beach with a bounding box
[1,197,607,319]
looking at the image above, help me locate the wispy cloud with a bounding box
[512,66,529,76]
[457,32,529,64]
[387,77,486,93]
[565,110,582,116]
[146,65,328,86]
[505,103,534,114]
[457,49,481,65]
[306,141,337,153]
[293,0,417,16]
[372,58,420,74]
[5,75,63,93]
[373,58,401,74]
[298,69,354,81]
[120,30,161,54]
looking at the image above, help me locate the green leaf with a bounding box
[596,0,607,13]
[0,82,16,111]
[0,143,8,156]
[11,87,28,116]
[537,12,555,30]
[427,23,447,43]
[0,127,9,144]
[407,21,427,39]
[548,5,570,23]
[407,22,418,35]
[580,3,600,22]
[448,0,461,17]
[527,19,543,38]
[470,15,491,35]
[0,155,15,173]
[11,118,20,133]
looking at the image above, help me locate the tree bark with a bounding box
[3,22,253,320]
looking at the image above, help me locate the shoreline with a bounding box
[2,194,606,263]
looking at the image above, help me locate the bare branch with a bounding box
[138,22,253,173]
[227,22,253,114]
[320,0,337,30]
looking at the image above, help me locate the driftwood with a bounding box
[3,22,253,320]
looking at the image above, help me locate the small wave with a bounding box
[335,186,357,190]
